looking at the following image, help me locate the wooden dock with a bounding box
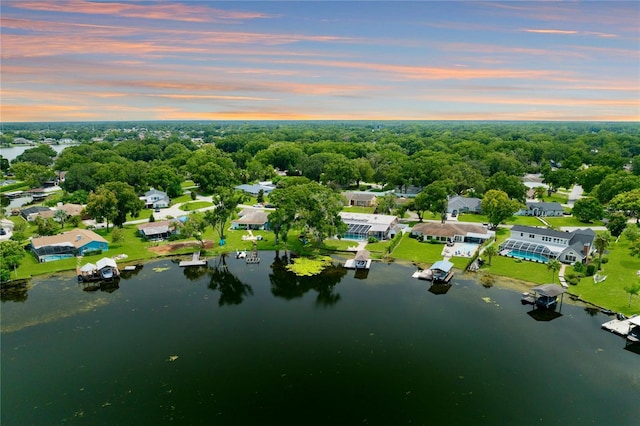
[179,252,207,267]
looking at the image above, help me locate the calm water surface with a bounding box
[1,253,638,425]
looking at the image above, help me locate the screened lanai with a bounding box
[344,223,372,240]
[498,239,556,263]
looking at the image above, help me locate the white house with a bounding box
[411,222,494,244]
[339,212,398,241]
[142,188,170,209]
[517,201,564,217]
[498,225,595,264]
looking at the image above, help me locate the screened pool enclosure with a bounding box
[498,239,555,263]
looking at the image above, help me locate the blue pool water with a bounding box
[40,254,74,262]
[508,250,549,263]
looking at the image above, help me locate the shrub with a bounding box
[367,236,379,243]
[600,257,609,264]
[566,276,580,285]
[585,264,596,276]
[572,262,585,273]
[83,249,102,256]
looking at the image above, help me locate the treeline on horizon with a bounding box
[2,121,640,215]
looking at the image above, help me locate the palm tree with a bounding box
[547,259,561,283]
[593,231,611,270]
[624,282,640,308]
[483,245,497,266]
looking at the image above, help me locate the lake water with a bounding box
[1,253,638,425]
[0,144,74,162]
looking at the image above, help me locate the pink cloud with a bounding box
[13,1,274,23]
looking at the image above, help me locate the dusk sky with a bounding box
[1,1,639,122]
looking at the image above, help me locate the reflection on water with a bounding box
[269,250,346,306]
[1,253,639,425]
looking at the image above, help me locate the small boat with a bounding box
[236,250,247,259]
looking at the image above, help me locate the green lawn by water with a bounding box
[568,236,640,315]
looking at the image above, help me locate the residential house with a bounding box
[21,206,53,222]
[235,181,277,196]
[30,228,109,262]
[339,212,399,241]
[411,222,494,244]
[344,192,377,208]
[137,220,179,241]
[55,203,84,218]
[498,225,595,264]
[447,195,482,216]
[142,188,170,209]
[231,208,270,230]
[517,201,564,217]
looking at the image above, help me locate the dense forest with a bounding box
[3,121,639,207]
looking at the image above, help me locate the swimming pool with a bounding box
[507,250,549,263]
[456,243,478,256]
[40,254,74,262]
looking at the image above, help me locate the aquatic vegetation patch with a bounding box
[285,256,333,276]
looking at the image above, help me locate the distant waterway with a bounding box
[0,144,76,162]
[1,253,638,425]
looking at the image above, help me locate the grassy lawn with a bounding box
[380,233,469,270]
[342,206,376,214]
[179,201,214,211]
[505,216,547,226]
[479,256,553,285]
[172,194,192,204]
[545,216,605,228]
[567,236,640,316]
[457,213,544,227]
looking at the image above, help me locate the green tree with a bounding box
[571,197,604,223]
[54,209,68,229]
[486,171,527,203]
[605,212,628,237]
[577,166,613,193]
[481,190,522,230]
[182,212,208,249]
[483,245,497,266]
[146,164,184,198]
[13,145,57,166]
[593,231,611,270]
[10,162,56,188]
[102,181,144,227]
[62,162,99,192]
[269,182,346,247]
[534,186,546,201]
[610,189,640,224]
[0,240,26,272]
[183,146,239,193]
[623,282,640,308]
[204,189,244,243]
[34,217,58,236]
[375,193,397,215]
[85,186,118,231]
[547,259,561,283]
[111,227,125,243]
[544,168,575,192]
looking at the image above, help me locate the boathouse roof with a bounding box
[531,284,567,298]
[430,260,454,273]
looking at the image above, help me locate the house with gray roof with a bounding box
[235,181,276,196]
[447,195,482,215]
[517,201,564,217]
[142,188,170,209]
[498,225,595,264]
[339,212,398,241]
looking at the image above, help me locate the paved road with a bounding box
[566,184,584,207]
